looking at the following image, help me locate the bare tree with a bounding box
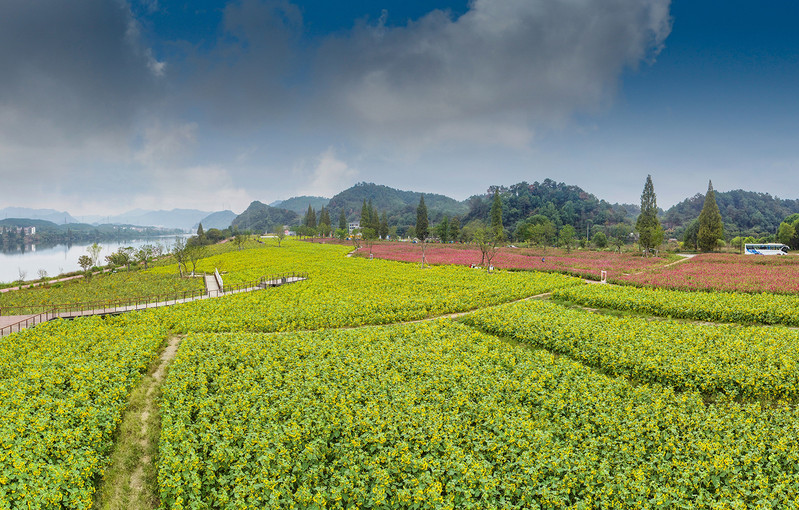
[172,237,187,277]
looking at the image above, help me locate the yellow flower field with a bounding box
[147,241,581,333]
[553,283,799,326]
[0,315,168,508]
[462,298,799,401]
[158,321,799,509]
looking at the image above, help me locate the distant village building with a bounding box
[0,226,36,235]
[348,221,360,234]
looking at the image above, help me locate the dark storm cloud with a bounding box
[0,0,162,145]
[177,0,671,144]
[168,0,304,125]
[312,0,672,144]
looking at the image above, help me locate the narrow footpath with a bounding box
[93,335,183,510]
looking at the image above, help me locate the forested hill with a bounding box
[326,182,469,224]
[230,202,299,232]
[271,196,330,216]
[464,180,638,234]
[662,189,799,238]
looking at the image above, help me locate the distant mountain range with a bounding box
[235,181,799,240]
[0,207,79,224]
[5,179,799,241]
[195,210,238,231]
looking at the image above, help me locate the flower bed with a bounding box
[617,253,799,293]
[359,242,671,280]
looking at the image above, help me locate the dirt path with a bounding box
[93,335,182,510]
[625,253,696,276]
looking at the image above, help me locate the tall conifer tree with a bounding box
[698,180,723,252]
[635,175,663,255]
[416,195,429,241]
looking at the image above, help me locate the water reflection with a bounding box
[0,236,187,284]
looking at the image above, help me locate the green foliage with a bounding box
[326,182,468,228]
[304,204,317,228]
[0,315,168,508]
[664,188,799,238]
[416,195,429,241]
[554,283,799,327]
[273,196,329,215]
[490,189,503,238]
[635,175,663,254]
[436,215,449,243]
[463,298,799,400]
[160,320,799,508]
[146,240,578,333]
[682,218,699,250]
[449,216,461,242]
[558,225,576,252]
[78,254,93,272]
[231,201,299,232]
[463,180,634,241]
[592,231,608,249]
[379,211,389,239]
[698,181,724,252]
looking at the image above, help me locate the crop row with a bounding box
[0,315,168,509]
[159,321,799,509]
[147,242,580,333]
[461,297,799,401]
[553,283,799,327]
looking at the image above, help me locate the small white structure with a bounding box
[744,243,789,255]
[348,221,360,234]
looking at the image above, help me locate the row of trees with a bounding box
[77,235,213,280]
[635,176,724,255]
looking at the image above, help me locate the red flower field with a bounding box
[358,242,670,280]
[616,253,799,294]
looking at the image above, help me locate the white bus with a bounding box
[744,243,790,255]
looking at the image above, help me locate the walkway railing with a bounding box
[0,311,57,337]
[0,271,309,337]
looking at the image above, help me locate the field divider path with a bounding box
[94,334,183,510]
[624,252,695,276]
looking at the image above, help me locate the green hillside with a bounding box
[662,189,799,238]
[272,196,330,215]
[326,182,468,225]
[230,201,300,232]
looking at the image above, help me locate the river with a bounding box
[0,236,186,284]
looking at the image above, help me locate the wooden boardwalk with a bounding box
[0,274,307,338]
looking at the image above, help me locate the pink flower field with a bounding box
[358,243,670,280]
[616,253,799,294]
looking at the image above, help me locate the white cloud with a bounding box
[134,122,198,168]
[296,148,359,198]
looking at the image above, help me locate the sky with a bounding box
[1,0,798,216]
